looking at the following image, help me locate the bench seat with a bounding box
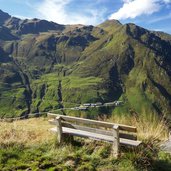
[50,127,141,147]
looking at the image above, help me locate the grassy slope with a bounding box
[0,20,171,119]
[30,73,103,112]
[0,116,171,171]
[74,23,171,117]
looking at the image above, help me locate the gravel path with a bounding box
[160,133,171,154]
[161,141,171,154]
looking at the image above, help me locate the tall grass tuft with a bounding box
[109,112,169,142]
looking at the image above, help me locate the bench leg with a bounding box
[112,125,119,158]
[56,117,63,144]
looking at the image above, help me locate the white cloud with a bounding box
[153,28,163,31]
[163,0,171,3]
[109,0,171,20]
[36,0,106,25]
[14,15,31,20]
[123,0,133,2]
[149,13,171,23]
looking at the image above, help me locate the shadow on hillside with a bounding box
[152,160,171,171]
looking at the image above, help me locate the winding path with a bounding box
[161,134,171,154]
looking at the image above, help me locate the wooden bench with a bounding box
[48,113,142,158]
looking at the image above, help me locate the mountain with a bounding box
[0,9,10,25]
[0,10,170,119]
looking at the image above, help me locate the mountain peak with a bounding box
[99,19,122,26]
[0,9,9,15]
[98,19,122,32]
[0,9,11,25]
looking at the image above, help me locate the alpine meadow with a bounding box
[0,8,171,170]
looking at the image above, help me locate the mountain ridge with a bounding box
[0,9,170,119]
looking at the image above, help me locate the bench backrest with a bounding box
[48,113,137,141]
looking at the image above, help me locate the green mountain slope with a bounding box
[0,10,170,119]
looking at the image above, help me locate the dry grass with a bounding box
[0,113,169,148]
[108,113,169,142]
[0,115,170,171]
[0,117,54,147]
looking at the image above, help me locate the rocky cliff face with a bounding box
[0,10,170,119]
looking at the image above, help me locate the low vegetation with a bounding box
[0,114,171,171]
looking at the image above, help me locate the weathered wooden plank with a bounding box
[49,119,137,140]
[63,122,112,135]
[48,113,137,132]
[50,127,141,147]
[112,125,119,158]
[56,117,62,143]
[50,127,113,142]
[120,138,141,147]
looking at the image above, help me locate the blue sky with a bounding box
[0,0,171,34]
